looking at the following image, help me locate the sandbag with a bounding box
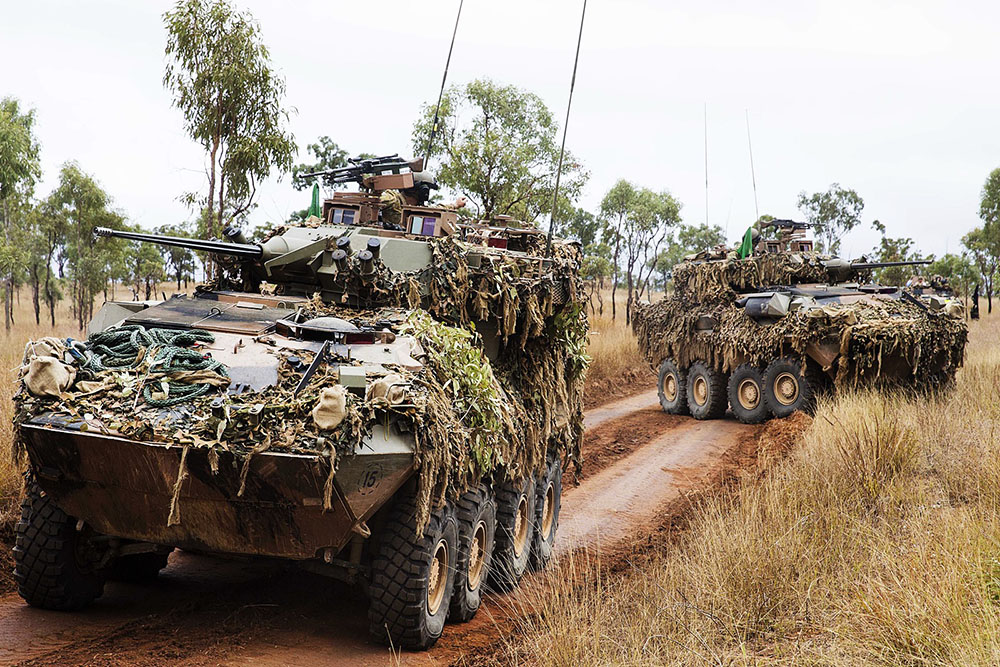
[312,385,348,430]
[25,356,77,398]
[367,374,407,405]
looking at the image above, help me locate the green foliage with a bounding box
[47,162,128,328]
[0,97,42,328]
[156,223,197,288]
[980,168,1000,225]
[291,136,348,191]
[928,253,977,298]
[871,235,917,286]
[128,235,167,300]
[797,184,865,254]
[163,0,295,236]
[411,79,588,223]
[403,311,509,475]
[0,98,41,204]
[600,179,682,320]
[556,207,601,247]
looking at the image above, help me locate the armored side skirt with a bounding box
[20,423,414,560]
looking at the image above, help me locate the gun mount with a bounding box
[299,154,426,191]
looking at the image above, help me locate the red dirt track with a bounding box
[0,385,776,666]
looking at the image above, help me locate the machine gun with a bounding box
[760,218,808,231]
[823,258,932,283]
[299,154,424,189]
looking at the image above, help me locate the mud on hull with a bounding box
[20,420,414,560]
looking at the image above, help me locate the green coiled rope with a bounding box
[82,326,228,407]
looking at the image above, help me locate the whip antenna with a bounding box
[547,0,588,254]
[423,0,464,167]
[745,109,759,221]
[704,102,709,226]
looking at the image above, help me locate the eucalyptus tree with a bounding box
[47,163,128,329]
[163,0,295,245]
[0,97,41,329]
[412,79,588,223]
[797,184,864,254]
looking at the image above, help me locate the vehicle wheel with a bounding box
[489,475,536,592]
[685,361,728,420]
[764,357,813,418]
[727,365,771,424]
[449,485,495,623]
[109,550,171,582]
[657,358,689,415]
[14,478,107,610]
[530,455,561,572]
[368,495,458,649]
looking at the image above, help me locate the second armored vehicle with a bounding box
[633,219,967,423]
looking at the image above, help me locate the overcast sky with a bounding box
[2,0,998,259]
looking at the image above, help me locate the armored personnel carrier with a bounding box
[633,219,967,424]
[13,155,587,649]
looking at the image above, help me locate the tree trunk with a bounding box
[31,265,40,325]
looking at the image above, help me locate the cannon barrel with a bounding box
[93,227,263,259]
[823,257,932,283]
[850,260,932,270]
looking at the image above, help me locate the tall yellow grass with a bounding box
[505,312,1000,665]
[583,290,653,388]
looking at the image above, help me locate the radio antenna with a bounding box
[546,0,588,255]
[745,109,760,221]
[704,102,709,226]
[423,0,464,167]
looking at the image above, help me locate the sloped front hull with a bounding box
[20,423,412,560]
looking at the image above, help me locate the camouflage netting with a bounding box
[635,256,967,389]
[14,236,589,534]
[672,253,833,302]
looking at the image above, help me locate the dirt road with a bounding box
[0,392,756,667]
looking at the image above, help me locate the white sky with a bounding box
[2,0,998,259]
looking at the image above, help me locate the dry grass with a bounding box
[584,290,653,391]
[504,312,1000,666]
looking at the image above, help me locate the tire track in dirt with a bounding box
[0,396,751,667]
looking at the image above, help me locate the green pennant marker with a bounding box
[307,182,321,218]
[737,226,754,259]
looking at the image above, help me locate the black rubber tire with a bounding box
[449,485,496,623]
[685,361,728,420]
[109,550,171,582]
[763,357,814,418]
[657,358,689,415]
[530,455,562,572]
[727,365,771,424]
[368,496,458,650]
[14,479,106,611]
[489,475,536,592]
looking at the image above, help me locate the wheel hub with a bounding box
[427,538,448,615]
[663,373,677,401]
[467,521,487,590]
[773,372,800,406]
[541,482,555,537]
[737,378,760,410]
[692,376,708,406]
[513,495,529,558]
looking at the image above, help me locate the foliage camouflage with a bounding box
[15,232,588,534]
[634,251,967,389]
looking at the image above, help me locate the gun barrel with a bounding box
[93,227,263,259]
[851,260,932,270]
